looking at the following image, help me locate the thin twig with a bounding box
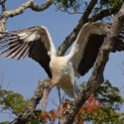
[56,7,84,15]
[0,0,7,12]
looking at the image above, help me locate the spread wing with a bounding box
[69,22,124,76]
[0,26,56,78]
[77,34,106,76]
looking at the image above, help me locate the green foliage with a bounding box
[0,80,124,123]
[27,110,42,124]
[92,109,124,124]
[54,0,87,11]
[81,80,124,124]
[54,0,123,15]
[0,90,28,116]
[95,80,124,110]
[0,122,9,124]
[100,0,123,10]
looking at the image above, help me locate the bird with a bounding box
[0,22,124,98]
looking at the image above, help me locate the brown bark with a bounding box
[59,3,124,124]
[88,8,116,22]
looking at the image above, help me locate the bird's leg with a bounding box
[42,78,59,113]
[42,88,50,113]
[42,78,52,113]
[73,88,78,98]
[73,80,79,98]
[57,86,62,104]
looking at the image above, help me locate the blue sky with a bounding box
[0,0,124,122]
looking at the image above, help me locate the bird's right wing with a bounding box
[0,26,56,78]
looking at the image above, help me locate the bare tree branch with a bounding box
[0,0,53,37]
[30,0,53,11]
[60,3,124,124]
[7,0,53,17]
[88,8,116,21]
[57,0,98,56]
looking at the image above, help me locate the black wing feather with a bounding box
[78,27,124,76]
[28,40,51,78]
[78,35,104,76]
[0,27,52,78]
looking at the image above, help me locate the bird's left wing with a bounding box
[0,26,56,78]
[69,22,124,77]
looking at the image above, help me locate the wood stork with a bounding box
[0,22,124,98]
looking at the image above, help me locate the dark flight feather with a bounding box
[78,27,124,76]
[0,26,52,78]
